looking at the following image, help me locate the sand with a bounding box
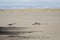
[0,9,60,40]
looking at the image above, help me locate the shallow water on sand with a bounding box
[0,12,60,40]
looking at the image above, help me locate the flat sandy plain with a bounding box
[0,9,60,40]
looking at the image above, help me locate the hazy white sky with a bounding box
[0,0,60,9]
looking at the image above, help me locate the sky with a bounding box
[0,0,60,9]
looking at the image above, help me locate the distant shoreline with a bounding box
[0,9,60,12]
